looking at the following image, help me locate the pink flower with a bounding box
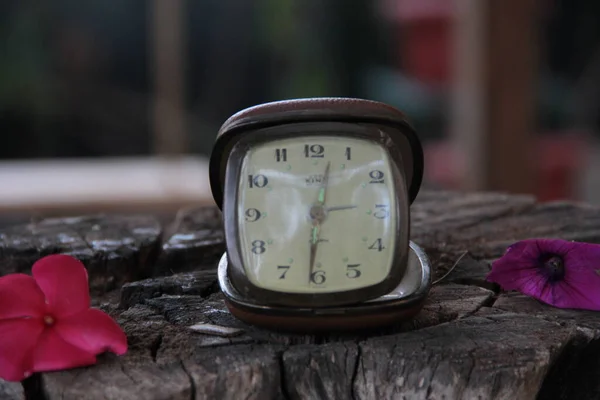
[486,238,600,310]
[0,255,127,382]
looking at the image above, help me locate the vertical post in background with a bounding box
[451,0,538,194]
[150,0,187,155]
[451,0,487,192]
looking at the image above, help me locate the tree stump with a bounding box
[2,190,600,399]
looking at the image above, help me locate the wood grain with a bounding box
[2,190,600,399]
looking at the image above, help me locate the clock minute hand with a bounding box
[309,161,331,283]
[309,224,319,283]
[326,205,357,212]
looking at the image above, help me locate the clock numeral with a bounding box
[275,148,287,162]
[304,144,325,158]
[248,174,268,188]
[346,264,361,279]
[345,147,352,160]
[373,204,389,219]
[277,265,290,279]
[368,238,385,252]
[251,240,266,254]
[245,208,261,222]
[369,170,385,184]
[310,270,326,285]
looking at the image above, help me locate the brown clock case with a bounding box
[209,97,426,311]
[209,97,424,210]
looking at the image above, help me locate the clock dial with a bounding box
[236,136,398,294]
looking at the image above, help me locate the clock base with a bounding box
[218,241,432,333]
[223,297,426,333]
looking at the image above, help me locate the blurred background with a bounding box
[1,0,600,226]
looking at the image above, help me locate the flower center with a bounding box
[43,315,55,326]
[541,254,565,281]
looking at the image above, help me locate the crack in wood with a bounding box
[277,350,292,400]
[150,334,163,363]
[22,374,46,400]
[179,361,196,400]
[350,342,361,400]
[537,335,600,399]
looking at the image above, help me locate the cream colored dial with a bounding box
[236,136,398,293]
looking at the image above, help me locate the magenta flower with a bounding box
[486,239,600,310]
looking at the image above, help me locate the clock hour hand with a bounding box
[316,161,331,206]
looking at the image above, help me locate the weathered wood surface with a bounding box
[3,190,600,399]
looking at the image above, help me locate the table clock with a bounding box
[209,98,431,331]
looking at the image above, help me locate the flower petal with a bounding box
[486,239,545,291]
[0,318,44,381]
[32,254,90,318]
[31,328,96,373]
[487,239,600,310]
[548,242,600,310]
[55,308,128,356]
[0,274,46,319]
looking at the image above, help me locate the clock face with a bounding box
[235,135,399,294]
